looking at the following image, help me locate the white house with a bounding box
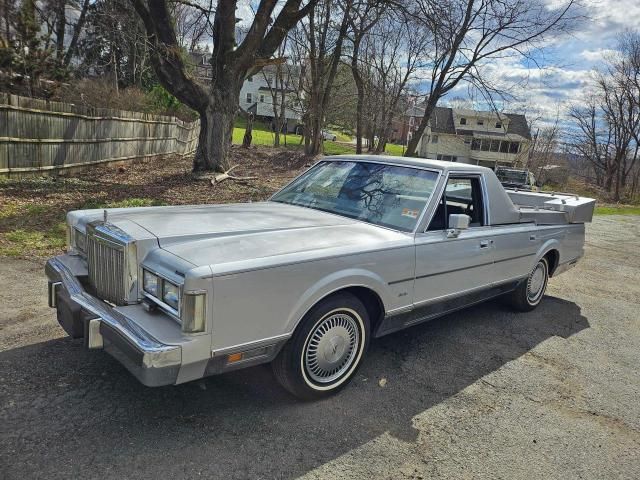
[239,66,303,133]
[415,107,532,168]
[190,53,303,133]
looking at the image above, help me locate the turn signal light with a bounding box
[227,353,244,363]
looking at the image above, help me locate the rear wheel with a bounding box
[272,293,370,400]
[507,257,549,312]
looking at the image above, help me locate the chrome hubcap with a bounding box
[527,262,546,303]
[304,313,360,384]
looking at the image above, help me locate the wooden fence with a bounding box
[0,93,200,177]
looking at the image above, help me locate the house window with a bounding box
[477,120,484,126]
[460,117,467,125]
[509,142,519,154]
[495,121,502,128]
[490,140,500,152]
[480,139,490,151]
[260,94,265,103]
[247,76,253,82]
[499,141,509,153]
[431,135,439,144]
[471,139,481,150]
[246,93,252,103]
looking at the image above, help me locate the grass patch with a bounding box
[2,224,66,257]
[595,206,640,215]
[384,143,405,156]
[81,198,168,209]
[0,197,169,257]
[232,120,304,148]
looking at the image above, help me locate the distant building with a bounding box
[189,52,303,133]
[395,106,531,168]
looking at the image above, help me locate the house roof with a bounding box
[405,105,531,140]
[505,113,532,140]
[430,107,456,134]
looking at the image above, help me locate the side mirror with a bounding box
[447,214,471,238]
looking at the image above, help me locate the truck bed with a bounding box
[505,189,596,225]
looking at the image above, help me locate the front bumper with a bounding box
[46,255,182,386]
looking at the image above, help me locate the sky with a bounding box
[446,0,640,129]
[234,0,640,129]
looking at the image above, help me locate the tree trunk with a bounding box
[273,117,281,147]
[350,40,365,154]
[243,113,254,148]
[405,98,437,157]
[55,0,66,63]
[62,0,89,67]
[307,112,323,155]
[193,99,236,172]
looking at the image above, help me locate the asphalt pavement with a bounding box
[1,215,639,479]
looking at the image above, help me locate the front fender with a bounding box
[284,268,391,334]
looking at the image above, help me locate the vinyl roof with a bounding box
[324,155,492,173]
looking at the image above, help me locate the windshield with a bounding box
[496,169,528,185]
[271,160,439,232]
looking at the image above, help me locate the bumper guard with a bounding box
[46,255,181,386]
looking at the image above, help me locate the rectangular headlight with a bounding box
[162,281,180,311]
[182,292,206,333]
[143,270,160,297]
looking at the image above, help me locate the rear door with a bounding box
[413,174,495,308]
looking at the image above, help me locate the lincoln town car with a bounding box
[46,156,594,399]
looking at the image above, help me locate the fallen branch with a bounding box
[211,165,258,184]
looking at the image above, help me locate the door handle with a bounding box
[480,240,490,248]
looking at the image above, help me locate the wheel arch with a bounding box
[535,239,562,277]
[544,249,560,276]
[285,269,390,336]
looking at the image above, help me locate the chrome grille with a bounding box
[86,225,129,305]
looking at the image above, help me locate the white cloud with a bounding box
[579,48,618,62]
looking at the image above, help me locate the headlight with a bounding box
[143,270,160,297]
[182,292,206,333]
[162,281,180,310]
[73,227,86,253]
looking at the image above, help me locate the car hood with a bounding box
[126,202,410,273]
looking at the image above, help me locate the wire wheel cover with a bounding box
[304,312,360,384]
[527,261,547,303]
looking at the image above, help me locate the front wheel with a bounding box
[272,292,370,400]
[507,257,549,312]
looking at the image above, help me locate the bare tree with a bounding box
[346,0,384,153]
[568,32,640,201]
[130,0,317,172]
[403,0,580,157]
[261,41,292,147]
[292,0,352,155]
[366,12,429,153]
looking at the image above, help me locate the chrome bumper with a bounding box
[46,255,181,387]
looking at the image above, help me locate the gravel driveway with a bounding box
[1,215,639,479]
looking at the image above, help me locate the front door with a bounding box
[412,175,495,314]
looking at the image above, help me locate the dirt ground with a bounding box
[0,148,311,258]
[0,215,639,479]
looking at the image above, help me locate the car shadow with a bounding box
[0,295,589,479]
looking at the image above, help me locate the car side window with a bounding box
[426,176,485,231]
